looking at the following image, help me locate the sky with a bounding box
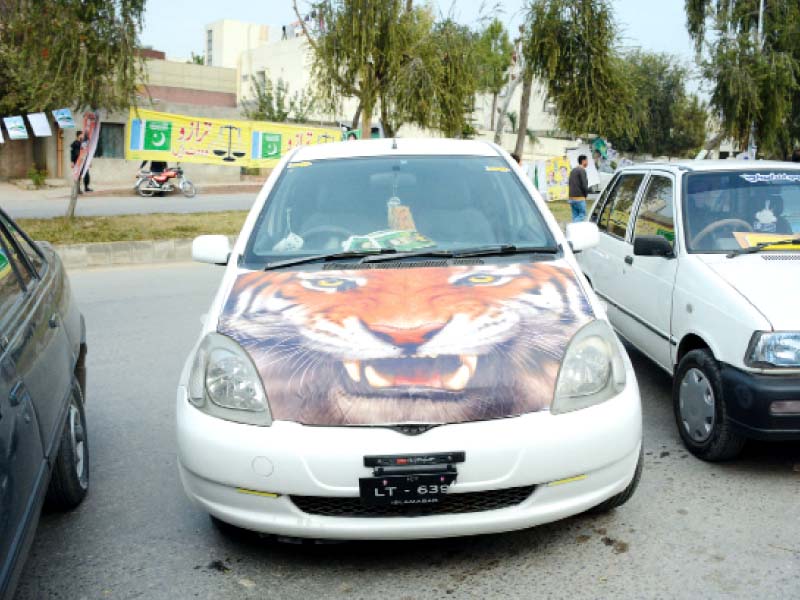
[141,0,699,85]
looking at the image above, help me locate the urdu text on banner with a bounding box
[125,109,340,168]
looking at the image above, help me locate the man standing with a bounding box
[568,154,589,222]
[70,131,92,193]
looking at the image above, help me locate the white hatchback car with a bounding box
[578,160,800,461]
[177,139,642,540]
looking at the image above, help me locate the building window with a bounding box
[206,29,213,65]
[96,123,124,159]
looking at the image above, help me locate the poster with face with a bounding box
[219,261,594,427]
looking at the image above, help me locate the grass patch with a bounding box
[544,200,572,224]
[19,211,249,245]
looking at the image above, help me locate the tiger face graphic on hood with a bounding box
[218,261,594,426]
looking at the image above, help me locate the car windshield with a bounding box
[683,170,800,253]
[243,156,556,265]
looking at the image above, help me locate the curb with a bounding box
[54,237,236,270]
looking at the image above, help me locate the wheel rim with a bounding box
[68,400,88,489]
[679,367,716,443]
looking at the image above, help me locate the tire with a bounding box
[135,180,156,197]
[181,180,197,198]
[590,447,642,513]
[45,385,89,510]
[673,349,746,461]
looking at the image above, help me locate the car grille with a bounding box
[290,486,536,518]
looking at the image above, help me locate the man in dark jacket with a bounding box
[69,131,93,193]
[567,154,589,222]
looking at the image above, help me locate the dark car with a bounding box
[0,209,88,599]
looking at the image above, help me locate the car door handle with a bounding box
[624,255,634,265]
[49,313,60,328]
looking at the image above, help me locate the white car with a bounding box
[177,139,642,540]
[578,160,800,461]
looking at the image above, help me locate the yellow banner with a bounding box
[733,232,800,250]
[545,156,571,201]
[125,109,340,168]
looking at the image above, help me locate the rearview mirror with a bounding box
[565,221,599,253]
[633,235,674,258]
[192,235,231,265]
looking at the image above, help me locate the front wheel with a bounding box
[181,179,196,198]
[135,179,156,197]
[673,349,745,461]
[45,385,89,510]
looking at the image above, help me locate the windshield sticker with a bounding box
[739,172,800,184]
[485,166,511,173]
[218,261,594,427]
[287,161,312,169]
[342,229,436,252]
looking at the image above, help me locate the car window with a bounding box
[590,176,615,229]
[605,173,645,239]
[633,175,675,246]
[0,215,44,277]
[684,170,800,252]
[243,156,557,264]
[0,219,33,289]
[0,230,25,320]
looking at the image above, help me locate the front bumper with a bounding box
[176,382,641,540]
[721,365,800,440]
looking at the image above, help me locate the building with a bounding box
[0,52,243,185]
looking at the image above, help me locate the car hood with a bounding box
[217,260,594,426]
[701,254,800,330]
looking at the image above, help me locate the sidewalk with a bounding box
[0,180,262,200]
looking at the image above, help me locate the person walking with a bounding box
[568,154,590,222]
[70,131,93,193]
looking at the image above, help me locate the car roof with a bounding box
[625,159,800,173]
[290,138,503,161]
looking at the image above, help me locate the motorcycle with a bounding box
[134,165,196,198]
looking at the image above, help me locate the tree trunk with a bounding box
[494,74,522,143]
[406,0,413,11]
[490,93,498,131]
[66,179,79,219]
[514,69,533,157]
[351,98,363,131]
[361,96,373,139]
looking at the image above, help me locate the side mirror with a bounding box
[565,221,599,253]
[633,235,675,258]
[192,235,231,265]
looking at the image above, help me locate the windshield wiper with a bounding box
[361,244,558,263]
[263,248,398,270]
[726,236,800,258]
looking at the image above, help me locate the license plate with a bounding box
[359,471,457,507]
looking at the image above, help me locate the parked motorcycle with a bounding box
[135,165,196,198]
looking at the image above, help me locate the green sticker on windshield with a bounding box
[342,230,436,252]
[656,228,675,242]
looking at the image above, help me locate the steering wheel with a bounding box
[691,219,753,248]
[300,225,353,243]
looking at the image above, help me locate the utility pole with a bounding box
[748,0,765,158]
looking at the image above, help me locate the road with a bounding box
[16,263,800,599]
[3,192,256,219]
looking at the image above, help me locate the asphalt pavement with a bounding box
[3,192,256,219]
[15,263,800,599]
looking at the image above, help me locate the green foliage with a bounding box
[685,0,800,157]
[289,88,316,123]
[613,51,707,157]
[26,165,48,188]
[506,111,518,133]
[188,52,205,65]
[476,19,513,96]
[522,0,637,139]
[0,0,145,113]
[299,1,479,138]
[246,77,290,122]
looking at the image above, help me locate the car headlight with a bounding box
[188,332,272,426]
[551,319,627,414]
[746,331,800,368]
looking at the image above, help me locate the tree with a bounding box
[188,52,205,65]
[475,19,513,130]
[612,51,707,157]
[245,77,291,122]
[685,0,800,157]
[519,0,637,147]
[0,0,145,114]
